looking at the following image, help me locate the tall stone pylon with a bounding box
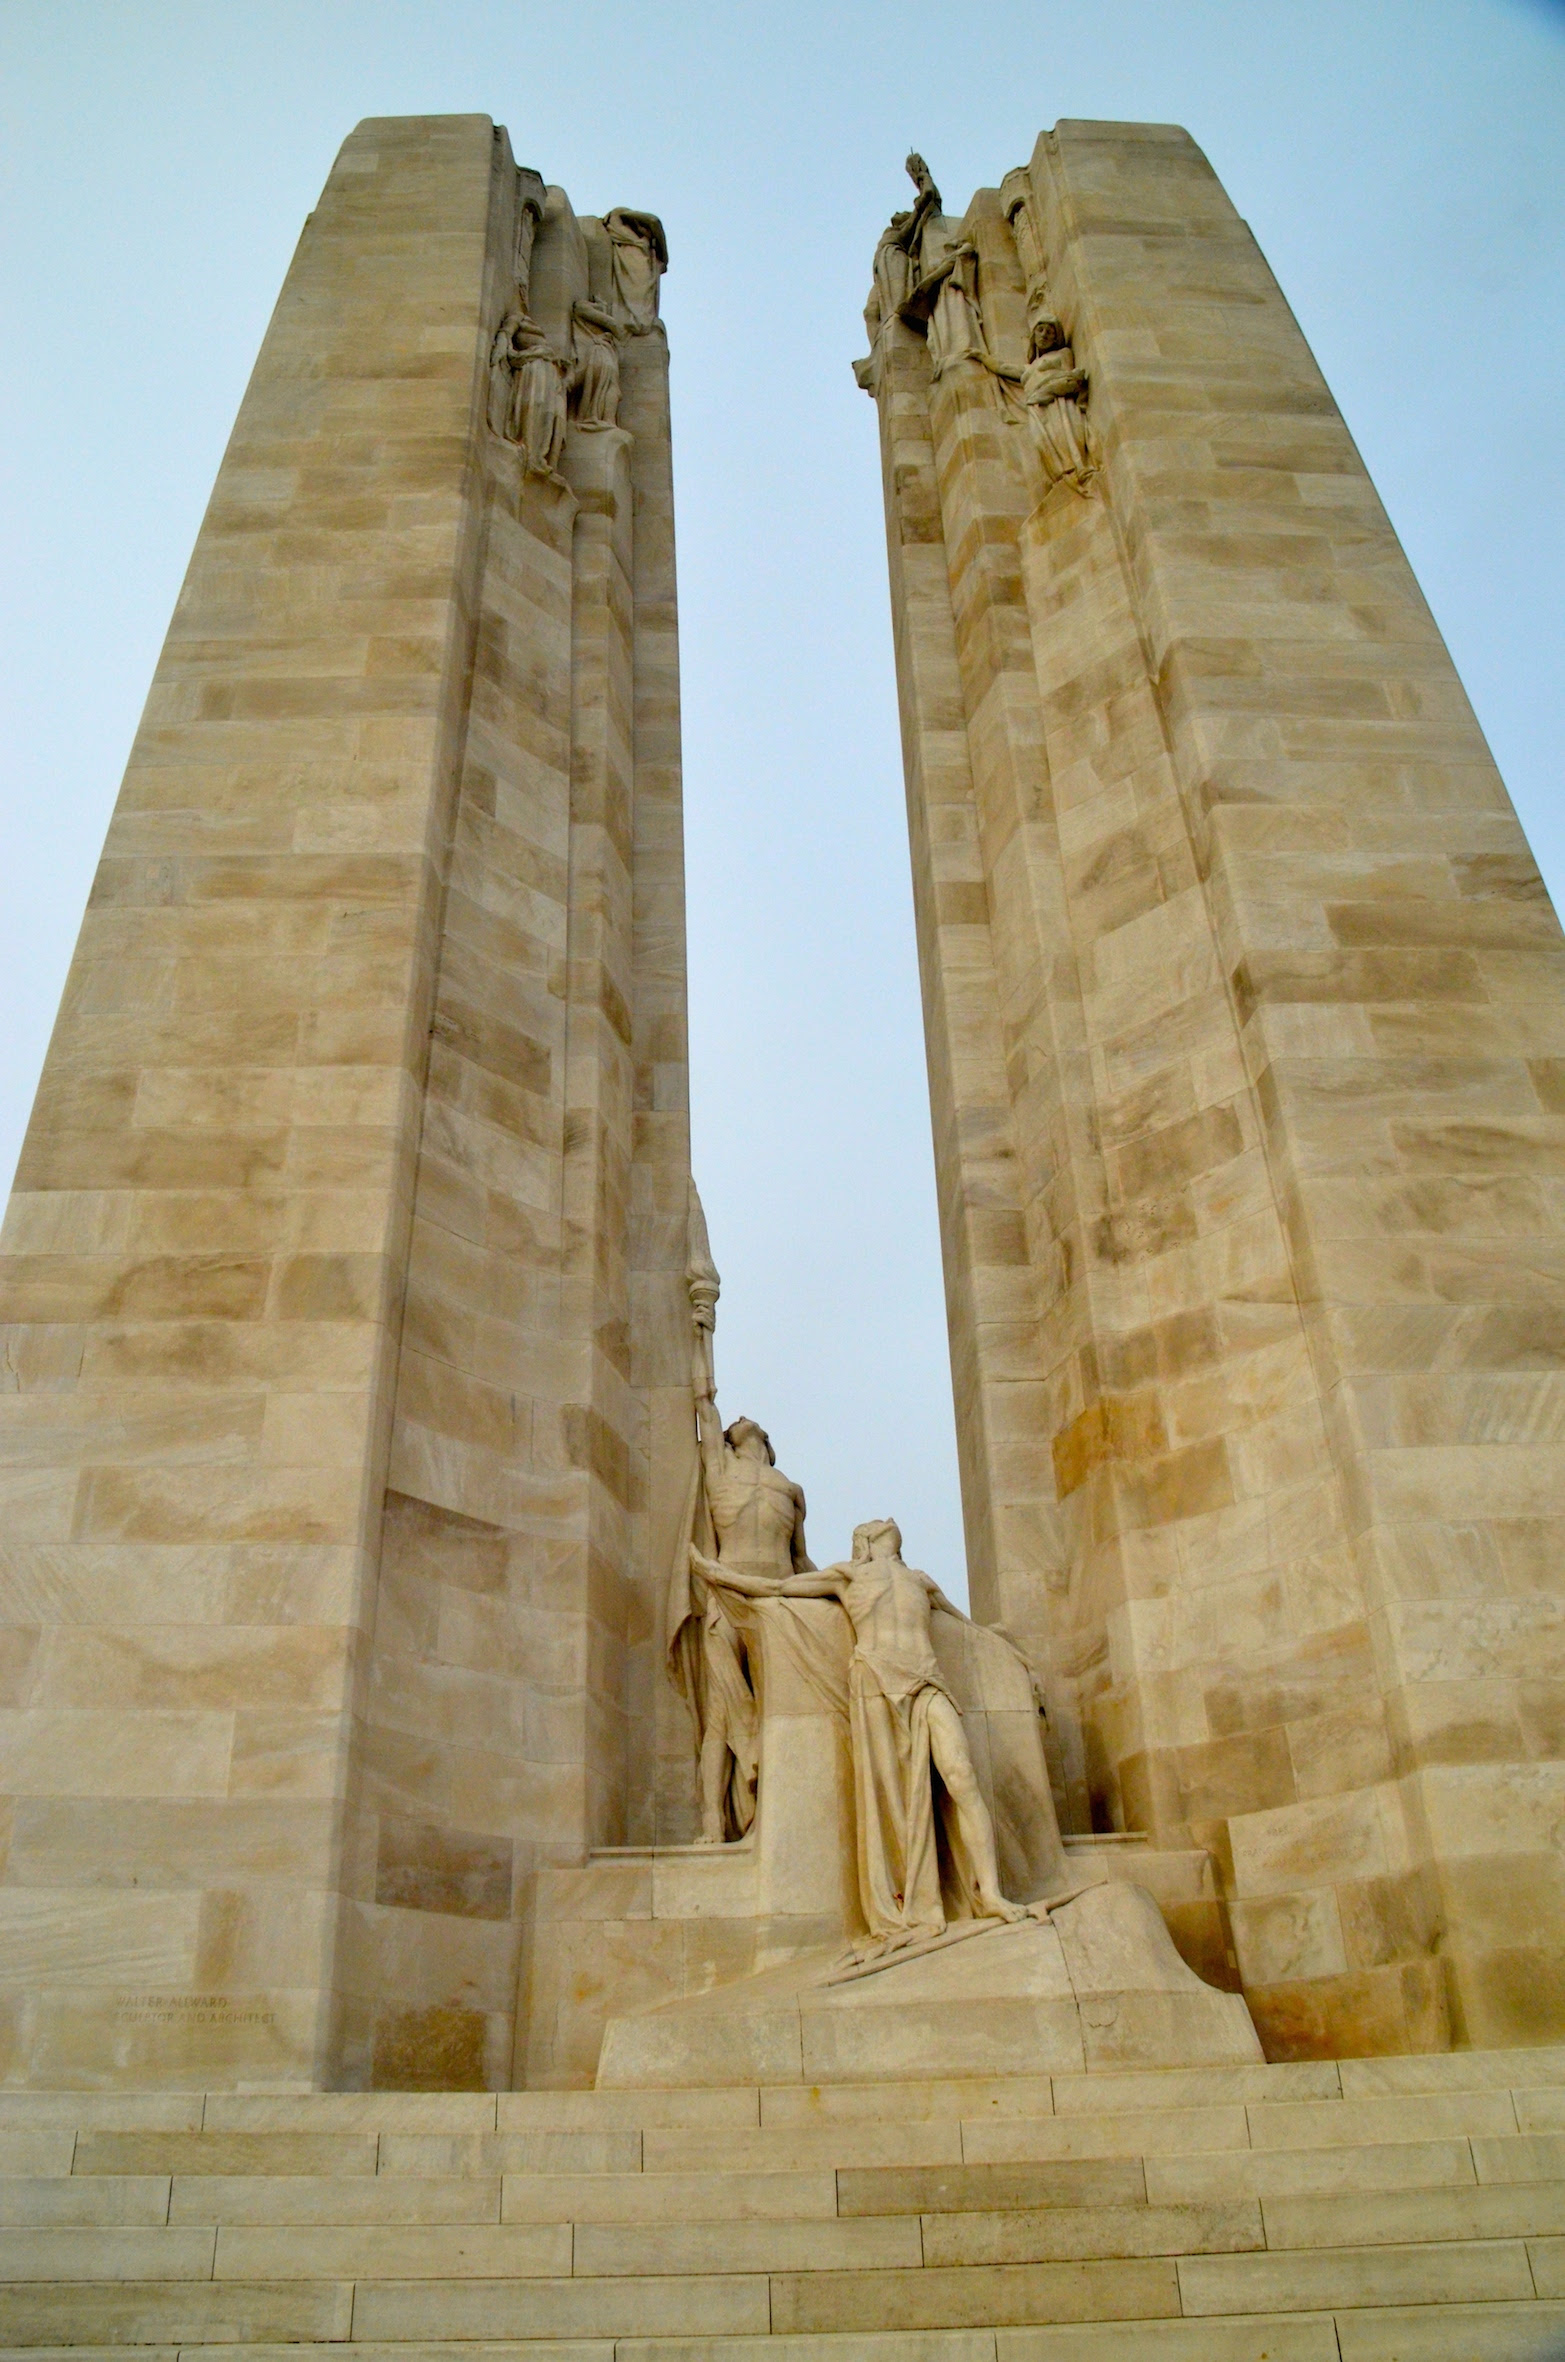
[0,118,699,2088]
[857,123,1565,2058]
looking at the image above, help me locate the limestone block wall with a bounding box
[0,117,696,2088]
[861,120,1565,2059]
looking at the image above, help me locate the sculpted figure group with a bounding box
[859,151,1096,497]
[667,1188,1029,1962]
[486,169,667,477]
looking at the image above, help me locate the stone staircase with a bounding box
[7,2050,1565,2359]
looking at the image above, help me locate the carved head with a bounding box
[851,1517,903,1561]
[724,1417,775,1467]
[605,207,669,269]
[1028,314,1067,359]
[905,152,939,206]
[508,315,556,359]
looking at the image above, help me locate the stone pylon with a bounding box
[858,122,1565,2058]
[0,118,700,2088]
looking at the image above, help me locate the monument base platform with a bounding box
[524,1831,1240,2088]
[598,1882,1262,2089]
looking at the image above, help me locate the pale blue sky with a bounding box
[1,1,1561,1594]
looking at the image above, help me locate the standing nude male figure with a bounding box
[686,1367,813,1845]
[664,1183,814,1846]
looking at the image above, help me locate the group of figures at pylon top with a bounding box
[486,163,668,479]
[858,151,1096,497]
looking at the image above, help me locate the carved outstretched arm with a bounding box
[693,1366,724,1489]
[923,1574,969,1622]
[691,1548,839,1601]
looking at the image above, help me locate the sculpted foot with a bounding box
[978,1892,1027,1923]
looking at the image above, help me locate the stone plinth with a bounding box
[596,1883,1261,2089]
[526,1829,1236,2089]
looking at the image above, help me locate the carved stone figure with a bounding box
[513,166,547,307]
[905,150,940,208]
[863,152,963,352]
[900,150,946,285]
[665,1185,814,1845]
[1001,172,1052,332]
[923,241,989,379]
[705,1517,1025,1956]
[568,298,622,430]
[489,310,567,476]
[866,209,915,339]
[1017,313,1094,492]
[685,1408,809,1844]
[488,306,526,440]
[904,151,942,238]
[603,206,667,333]
[513,322,567,476]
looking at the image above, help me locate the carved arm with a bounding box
[692,1548,838,1602]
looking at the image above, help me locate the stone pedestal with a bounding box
[525,1826,1242,2088]
[597,1883,1261,2088]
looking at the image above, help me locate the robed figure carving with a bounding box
[512,167,547,308]
[922,241,989,378]
[701,1517,1029,1961]
[603,206,668,334]
[488,309,567,476]
[1013,312,1095,493]
[568,299,622,430]
[863,150,946,344]
[665,1186,814,1845]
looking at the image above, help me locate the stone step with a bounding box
[0,2333,1322,2362]
[17,2133,1565,2232]
[12,2188,1529,2278]
[837,2160,1147,2214]
[5,2249,1565,2353]
[500,2168,839,2223]
[9,2059,1565,2354]
[1263,2181,1565,2250]
[0,2327,1345,2362]
[14,2310,1565,2362]
[12,2129,1565,2224]
[2,2041,1562,2142]
[4,2085,1543,2188]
